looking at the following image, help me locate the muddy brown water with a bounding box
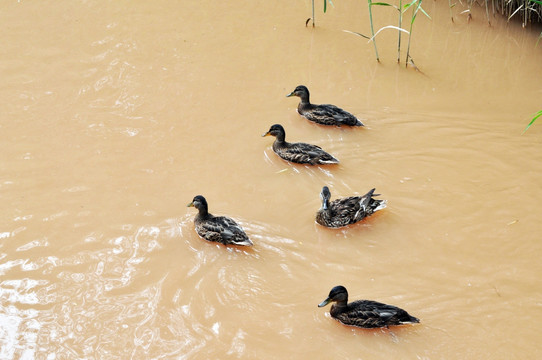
[1,0,542,359]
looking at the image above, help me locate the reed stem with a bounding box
[398,0,403,62]
[405,0,422,66]
[368,0,380,62]
[312,0,316,27]
[524,0,528,26]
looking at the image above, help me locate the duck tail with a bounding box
[367,189,387,213]
[320,156,340,165]
[234,238,254,246]
[402,315,420,324]
[373,199,387,212]
[359,188,376,212]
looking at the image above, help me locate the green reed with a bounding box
[367,0,381,61]
[364,0,429,65]
[404,0,430,66]
[523,110,542,134]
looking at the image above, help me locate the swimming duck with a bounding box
[318,285,420,328]
[187,195,253,246]
[316,186,386,228]
[262,124,339,165]
[287,85,364,127]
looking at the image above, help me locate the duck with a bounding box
[187,195,253,246]
[318,285,420,329]
[287,85,364,127]
[262,124,339,165]
[315,186,386,228]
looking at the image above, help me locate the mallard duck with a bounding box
[318,285,420,328]
[287,85,364,127]
[316,186,386,228]
[262,124,339,165]
[187,195,253,246]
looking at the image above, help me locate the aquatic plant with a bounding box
[350,0,430,65]
[448,0,456,22]
[403,0,431,66]
[367,0,382,61]
[523,110,542,134]
[507,0,542,26]
[446,0,542,49]
[450,0,542,26]
[306,0,335,27]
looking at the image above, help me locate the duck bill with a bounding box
[320,193,328,210]
[187,201,194,207]
[262,131,271,137]
[286,91,295,97]
[318,297,332,308]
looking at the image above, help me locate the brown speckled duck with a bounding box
[287,85,364,127]
[318,286,420,329]
[262,124,339,165]
[315,186,386,228]
[187,195,253,246]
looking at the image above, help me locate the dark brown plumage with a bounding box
[187,195,253,246]
[318,286,420,329]
[262,124,339,165]
[287,85,364,127]
[315,186,386,228]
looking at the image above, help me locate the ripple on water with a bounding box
[0,215,190,358]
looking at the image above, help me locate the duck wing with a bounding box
[336,300,419,328]
[278,142,339,165]
[331,189,387,225]
[328,196,364,226]
[303,104,363,126]
[197,216,252,246]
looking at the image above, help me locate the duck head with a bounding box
[320,186,332,211]
[187,195,209,215]
[262,124,286,141]
[286,85,310,102]
[318,285,349,308]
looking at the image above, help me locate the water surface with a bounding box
[1,0,542,359]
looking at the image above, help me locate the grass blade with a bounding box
[369,25,410,41]
[522,110,542,134]
[403,0,419,12]
[405,0,423,66]
[508,4,523,21]
[342,30,371,39]
[419,6,432,19]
